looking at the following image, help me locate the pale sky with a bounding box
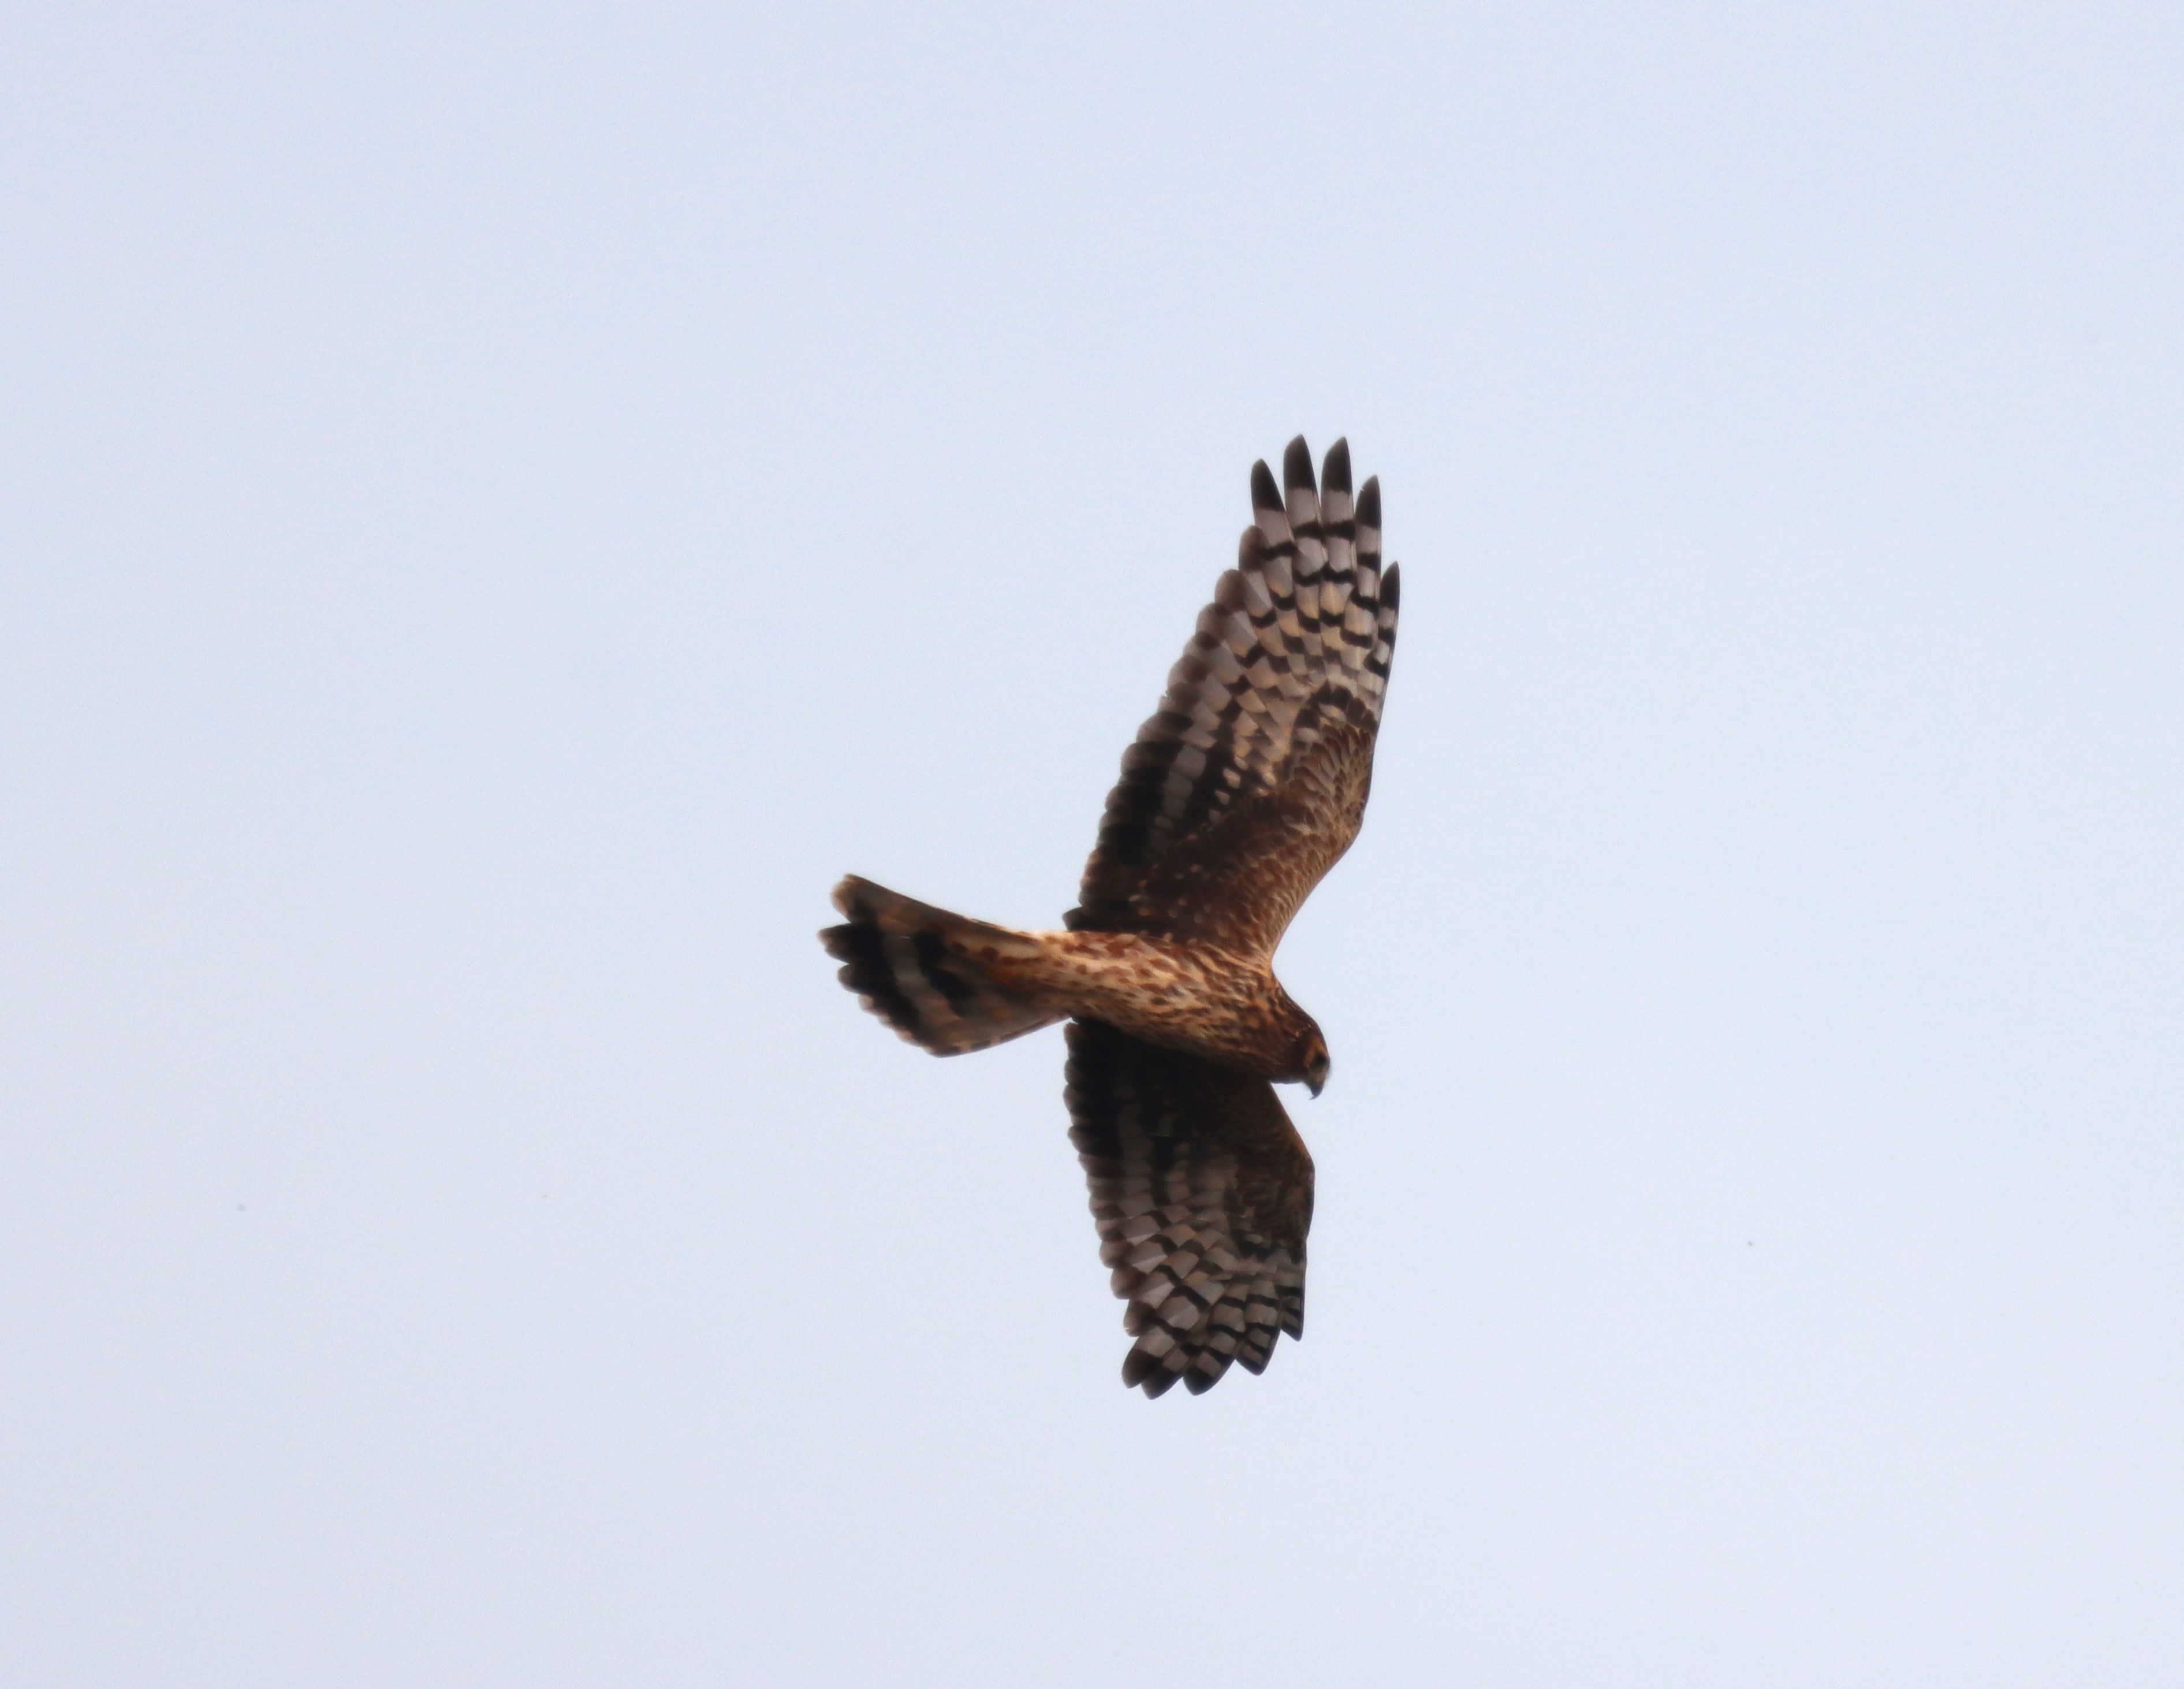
[5,5,2181,1684]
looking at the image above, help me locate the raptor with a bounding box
[822,437,1400,1396]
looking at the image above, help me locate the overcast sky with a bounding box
[5,5,2181,1684]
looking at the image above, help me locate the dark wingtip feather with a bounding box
[831,874,883,920]
[1322,438,1351,496]
[1249,459,1280,514]
[1382,562,1400,611]
[1282,436,1315,496]
[1356,475,1381,530]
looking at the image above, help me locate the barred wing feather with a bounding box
[1071,436,1399,958]
[1065,1020,1313,1398]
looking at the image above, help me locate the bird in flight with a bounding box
[822,437,1400,1396]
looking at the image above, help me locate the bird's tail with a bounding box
[821,876,1064,1055]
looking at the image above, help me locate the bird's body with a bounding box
[1018,929,1317,1082]
[823,436,1400,1396]
[832,899,1318,1081]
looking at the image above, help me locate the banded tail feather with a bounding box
[822,876,1061,1055]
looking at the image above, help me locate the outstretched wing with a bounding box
[1071,436,1400,958]
[1065,1019,1314,1397]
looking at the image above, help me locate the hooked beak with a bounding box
[1306,1070,1326,1099]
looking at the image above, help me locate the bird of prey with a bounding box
[822,437,1400,1396]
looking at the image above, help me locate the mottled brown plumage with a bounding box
[822,436,1399,1396]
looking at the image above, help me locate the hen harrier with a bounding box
[822,437,1400,1396]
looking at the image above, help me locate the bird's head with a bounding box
[1292,1024,1331,1098]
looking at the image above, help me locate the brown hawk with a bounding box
[822,437,1400,1396]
